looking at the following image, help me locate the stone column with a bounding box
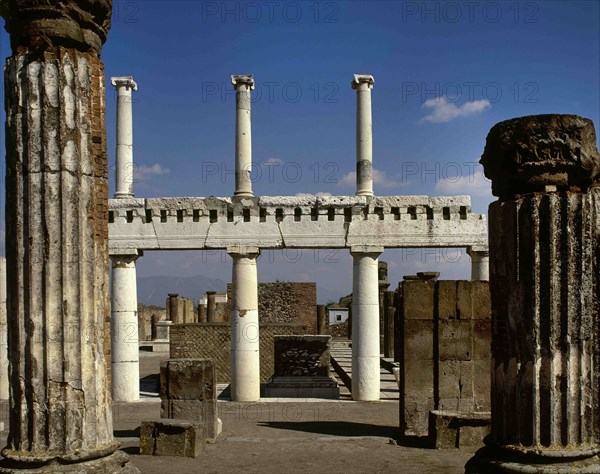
[351,246,383,401]
[317,305,327,335]
[352,74,375,197]
[468,248,490,281]
[0,257,7,400]
[168,293,180,323]
[110,252,141,402]
[1,2,138,471]
[111,76,137,198]
[378,261,390,353]
[198,302,207,323]
[207,291,217,322]
[151,313,161,340]
[467,115,600,473]
[383,291,395,359]
[228,246,260,402]
[231,75,255,197]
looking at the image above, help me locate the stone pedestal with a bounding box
[352,74,375,197]
[140,420,205,458]
[231,75,254,197]
[110,253,141,401]
[467,114,600,473]
[351,247,382,401]
[229,246,260,401]
[1,1,138,471]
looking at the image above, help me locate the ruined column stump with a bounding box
[1,2,139,472]
[466,115,600,473]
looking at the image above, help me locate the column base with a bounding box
[466,444,600,473]
[0,450,140,474]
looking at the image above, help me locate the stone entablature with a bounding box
[108,195,487,253]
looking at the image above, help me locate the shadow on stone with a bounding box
[258,421,399,440]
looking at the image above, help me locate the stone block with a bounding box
[140,419,205,457]
[264,376,340,399]
[402,359,434,400]
[403,320,434,361]
[402,397,435,437]
[473,320,491,360]
[473,359,491,411]
[428,410,490,449]
[402,280,435,320]
[160,358,216,400]
[471,281,491,319]
[273,335,331,377]
[438,320,473,361]
[437,281,457,319]
[456,280,473,319]
[160,399,222,442]
[438,360,474,400]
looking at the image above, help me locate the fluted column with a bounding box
[467,114,600,473]
[228,246,260,402]
[231,75,254,197]
[111,76,137,198]
[0,257,7,400]
[352,74,375,197]
[351,246,383,401]
[110,253,141,402]
[1,2,138,471]
[468,248,490,281]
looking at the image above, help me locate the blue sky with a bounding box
[1,1,599,302]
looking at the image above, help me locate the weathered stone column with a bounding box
[468,248,489,281]
[198,302,207,323]
[352,74,375,197]
[0,256,7,400]
[228,246,260,402]
[383,291,395,359]
[111,76,137,198]
[206,291,217,322]
[1,1,139,471]
[110,252,141,402]
[231,75,254,197]
[167,293,180,323]
[466,114,600,473]
[351,246,383,401]
[317,305,327,335]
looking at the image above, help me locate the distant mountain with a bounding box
[136,274,227,306]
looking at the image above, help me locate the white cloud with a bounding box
[435,167,492,198]
[337,168,405,190]
[261,157,284,166]
[135,163,171,181]
[419,97,491,124]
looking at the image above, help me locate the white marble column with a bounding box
[0,256,7,400]
[228,246,260,401]
[352,74,375,197]
[468,248,489,281]
[351,246,383,401]
[111,76,138,199]
[231,75,255,197]
[110,253,141,401]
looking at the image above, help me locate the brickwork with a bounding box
[225,282,317,333]
[170,322,308,383]
[398,280,491,438]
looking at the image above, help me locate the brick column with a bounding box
[467,114,600,473]
[1,1,139,471]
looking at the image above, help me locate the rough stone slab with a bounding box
[438,360,474,400]
[272,335,331,377]
[472,320,491,361]
[438,320,474,361]
[160,359,216,400]
[437,280,457,319]
[140,419,205,458]
[0,450,139,473]
[160,399,222,441]
[402,281,435,320]
[429,410,490,449]
[403,321,434,361]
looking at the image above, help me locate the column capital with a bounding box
[352,74,375,90]
[227,245,260,258]
[350,245,383,256]
[111,76,138,91]
[231,74,255,90]
[467,246,489,257]
[110,250,142,265]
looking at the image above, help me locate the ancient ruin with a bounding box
[466,114,600,472]
[107,73,490,403]
[1,1,138,471]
